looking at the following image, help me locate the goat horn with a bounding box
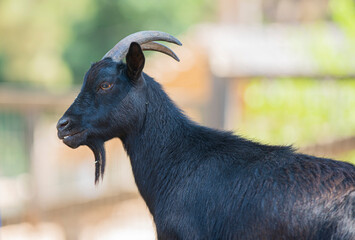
[102,31,182,62]
[141,42,180,62]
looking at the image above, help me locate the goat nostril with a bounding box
[57,118,70,130]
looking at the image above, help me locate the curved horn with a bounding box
[141,42,180,62]
[102,31,182,62]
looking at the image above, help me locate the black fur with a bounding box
[57,42,355,239]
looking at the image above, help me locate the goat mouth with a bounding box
[60,130,87,148]
[59,130,84,139]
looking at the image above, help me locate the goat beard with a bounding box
[88,140,106,184]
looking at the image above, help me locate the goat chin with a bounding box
[88,140,106,184]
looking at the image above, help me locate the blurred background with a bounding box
[1,0,355,239]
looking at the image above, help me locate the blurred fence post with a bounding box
[206,74,229,130]
[24,110,42,224]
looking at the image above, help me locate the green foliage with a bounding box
[310,0,355,75]
[0,0,91,90]
[238,78,355,163]
[330,0,355,39]
[0,53,5,82]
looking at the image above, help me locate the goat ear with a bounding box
[126,42,145,81]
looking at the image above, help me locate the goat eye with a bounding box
[100,82,113,90]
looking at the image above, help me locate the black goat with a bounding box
[57,31,355,239]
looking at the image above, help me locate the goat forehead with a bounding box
[84,60,118,86]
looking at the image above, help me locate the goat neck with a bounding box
[123,75,192,213]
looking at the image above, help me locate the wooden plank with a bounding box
[300,136,355,157]
[0,87,78,111]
